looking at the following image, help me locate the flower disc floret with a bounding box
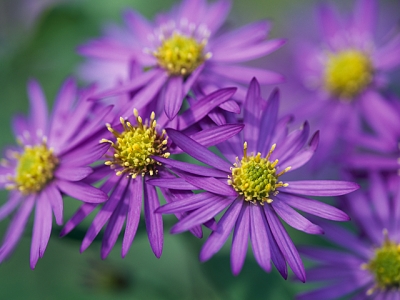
[101,109,169,178]
[228,142,290,204]
[366,236,400,292]
[153,33,207,76]
[324,49,373,99]
[12,143,58,194]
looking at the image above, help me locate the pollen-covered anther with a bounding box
[9,142,58,194]
[324,49,373,99]
[102,109,169,178]
[153,32,208,76]
[365,230,400,294]
[228,142,290,205]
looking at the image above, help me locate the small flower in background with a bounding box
[151,78,359,281]
[298,172,400,299]
[283,0,400,172]
[0,78,108,268]
[60,87,244,259]
[78,0,284,119]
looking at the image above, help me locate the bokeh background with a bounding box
[0,0,399,299]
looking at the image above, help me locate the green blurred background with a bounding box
[0,0,396,299]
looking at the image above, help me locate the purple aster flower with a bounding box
[298,172,400,299]
[281,0,400,170]
[78,0,284,119]
[0,78,108,268]
[151,78,359,281]
[60,87,244,259]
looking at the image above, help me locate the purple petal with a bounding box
[81,178,128,252]
[264,219,287,279]
[157,192,225,214]
[166,129,232,172]
[264,205,305,282]
[60,203,98,237]
[164,76,184,120]
[243,78,261,153]
[152,156,227,177]
[170,195,234,234]
[178,87,237,129]
[122,178,142,257]
[28,79,48,134]
[200,197,243,262]
[249,204,271,272]
[101,194,129,259]
[231,204,250,275]
[283,180,360,196]
[147,177,199,190]
[144,183,163,258]
[60,143,110,167]
[30,193,52,269]
[317,3,341,40]
[271,198,323,234]
[277,192,349,221]
[212,40,285,63]
[45,182,64,225]
[122,9,152,43]
[182,64,204,97]
[56,180,108,203]
[0,191,22,221]
[258,88,279,154]
[299,246,364,265]
[77,38,134,60]
[353,0,376,34]
[54,165,92,182]
[368,172,390,229]
[0,195,35,263]
[203,0,231,32]
[208,64,284,85]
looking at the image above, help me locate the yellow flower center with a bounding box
[366,237,400,292]
[13,143,58,194]
[153,33,208,76]
[101,109,169,178]
[228,143,290,204]
[324,49,373,99]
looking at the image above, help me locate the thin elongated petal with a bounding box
[157,192,225,214]
[144,183,163,258]
[283,180,359,196]
[0,195,35,263]
[264,217,287,279]
[277,192,349,221]
[318,3,341,40]
[147,177,199,190]
[152,156,227,177]
[60,203,98,237]
[272,199,323,234]
[60,143,110,167]
[369,172,390,229]
[171,196,234,234]
[77,39,134,60]
[200,197,243,262]
[0,192,22,221]
[166,129,232,172]
[54,165,92,182]
[123,9,152,43]
[30,193,52,269]
[28,79,48,134]
[258,88,279,154]
[45,182,64,225]
[243,78,261,153]
[122,178,142,257]
[203,0,231,32]
[164,76,184,120]
[80,179,128,252]
[264,205,305,282]
[101,194,129,259]
[178,87,237,129]
[249,204,271,272]
[353,0,376,34]
[56,180,108,203]
[231,204,250,275]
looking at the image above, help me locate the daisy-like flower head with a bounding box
[150,78,359,281]
[285,0,400,169]
[298,172,400,299]
[60,87,244,259]
[79,0,284,119]
[0,78,109,268]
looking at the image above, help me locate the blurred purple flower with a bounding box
[298,172,400,299]
[151,79,359,281]
[60,87,244,259]
[0,78,108,268]
[78,0,284,119]
[285,0,400,170]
